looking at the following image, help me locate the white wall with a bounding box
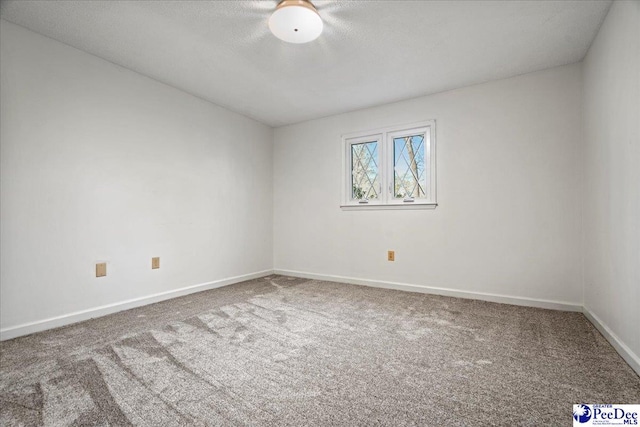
[582,0,640,366]
[0,21,273,333]
[274,64,584,307]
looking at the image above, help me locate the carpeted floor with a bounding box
[1,275,639,426]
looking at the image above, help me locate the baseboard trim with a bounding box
[274,269,583,312]
[582,306,640,377]
[3,269,638,377]
[274,269,640,376]
[0,269,274,341]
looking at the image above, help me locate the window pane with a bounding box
[351,141,379,200]
[394,134,426,199]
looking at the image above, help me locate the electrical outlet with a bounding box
[388,250,395,261]
[152,257,160,269]
[96,262,107,277]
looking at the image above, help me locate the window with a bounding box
[342,121,436,209]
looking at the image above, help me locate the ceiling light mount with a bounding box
[269,0,323,44]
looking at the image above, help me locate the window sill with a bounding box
[340,203,437,211]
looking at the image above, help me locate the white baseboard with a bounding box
[3,268,638,377]
[583,306,640,377]
[275,269,640,376]
[0,269,274,341]
[273,269,583,312]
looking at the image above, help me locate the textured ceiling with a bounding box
[0,0,611,127]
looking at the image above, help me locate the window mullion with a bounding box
[381,133,389,205]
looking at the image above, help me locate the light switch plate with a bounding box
[152,257,160,269]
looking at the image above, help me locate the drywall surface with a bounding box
[582,1,640,362]
[274,63,584,305]
[0,21,273,330]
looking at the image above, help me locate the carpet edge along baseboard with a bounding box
[0,269,274,341]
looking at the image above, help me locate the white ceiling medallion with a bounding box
[269,0,323,44]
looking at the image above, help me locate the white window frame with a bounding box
[341,120,437,210]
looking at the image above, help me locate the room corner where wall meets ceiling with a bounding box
[0,0,612,127]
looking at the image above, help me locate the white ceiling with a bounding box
[0,0,611,127]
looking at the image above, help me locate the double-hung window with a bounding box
[341,121,436,210]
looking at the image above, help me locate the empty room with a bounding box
[1,0,639,425]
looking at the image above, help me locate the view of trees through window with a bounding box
[351,141,379,200]
[393,134,425,199]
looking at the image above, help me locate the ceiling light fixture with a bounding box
[269,0,323,44]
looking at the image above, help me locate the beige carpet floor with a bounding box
[1,275,639,426]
